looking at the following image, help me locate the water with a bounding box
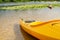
[0,7,60,40]
[0,2,60,6]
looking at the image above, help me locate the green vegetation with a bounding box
[0,0,2,3]
[0,0,60,3]
[0,0,60,10]
[0,4,60,10]
[0,4,47,10]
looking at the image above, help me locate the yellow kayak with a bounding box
[19,19,60,40]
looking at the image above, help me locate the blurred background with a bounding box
[0,0,60,40]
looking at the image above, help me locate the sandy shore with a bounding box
[0,8,60,40]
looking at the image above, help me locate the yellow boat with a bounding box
[19,19,60,40]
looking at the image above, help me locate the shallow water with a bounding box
[0,8,60,40]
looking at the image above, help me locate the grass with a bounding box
[0,4,60,10]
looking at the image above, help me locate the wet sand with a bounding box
[0,8,60,40]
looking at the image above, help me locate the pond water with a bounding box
[0,7,60,40]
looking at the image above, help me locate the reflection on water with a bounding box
[0,8,60,40]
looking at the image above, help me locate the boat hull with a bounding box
[20,19,60,40]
